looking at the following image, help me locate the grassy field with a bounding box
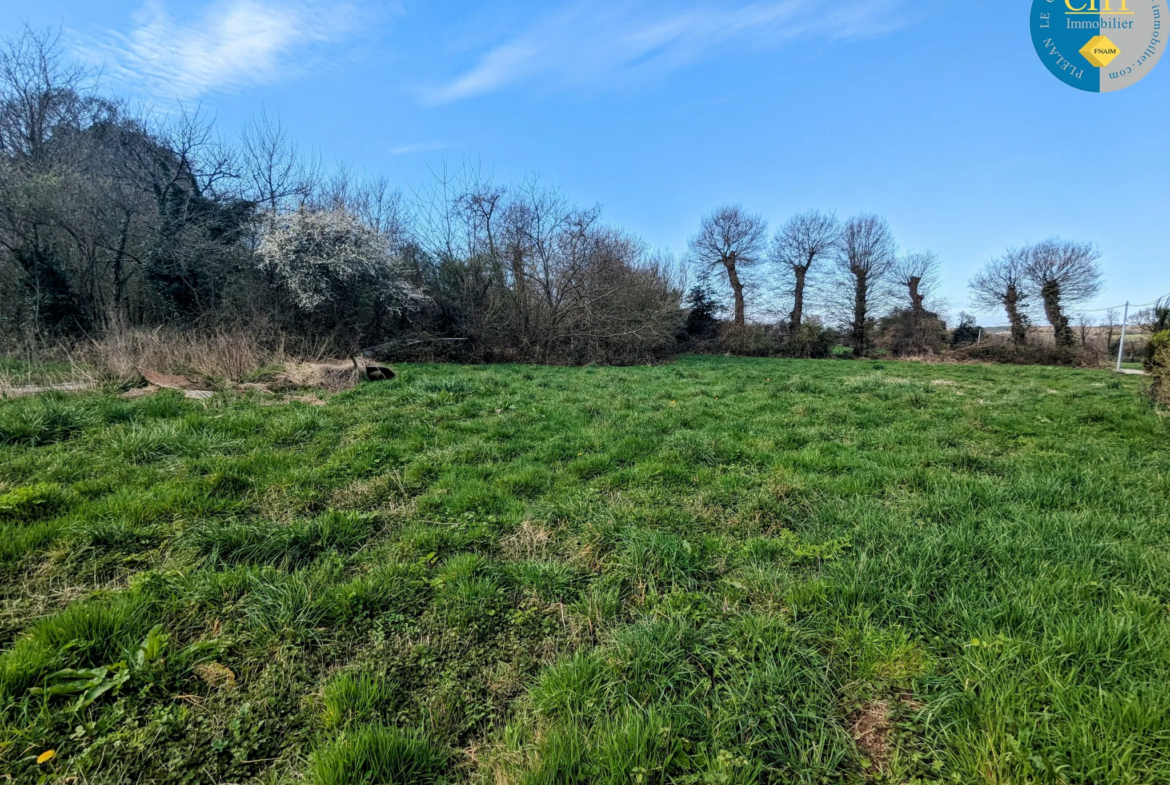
[0,357,1167,784]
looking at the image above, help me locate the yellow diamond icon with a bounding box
[1080,36,1121,68]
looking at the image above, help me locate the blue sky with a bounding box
[5,0,1168,323]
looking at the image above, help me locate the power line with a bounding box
[1080,291,1170,314]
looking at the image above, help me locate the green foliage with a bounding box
[0,482,67,521]
[1146,330,1170,406]
[29,625,166,711]
[0,358,1167,784]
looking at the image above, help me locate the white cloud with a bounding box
[93,0,361,100]
[427,0,914,104]
[391,141,449,155]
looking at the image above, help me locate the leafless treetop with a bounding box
[893,250,940,293]
[836,214,897,277]
[0,26,98,159]
[771,210,840,273]
[688,205,768,271]
[970,247,1031,311]
[1024,238,1103,304]
[241,110,318,216]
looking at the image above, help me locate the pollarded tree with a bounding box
[770,210,840,331]
[833,214,897,356]
[1024,238,1102,349]
[259,207,426,344]
[884,249,945,355]
[688,205,767,327]
[893,250,940,320]
[969,249,1031,346]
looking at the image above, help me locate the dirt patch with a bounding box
[120,385,160,399]
[850,700,894,771]
[849,697,924,774]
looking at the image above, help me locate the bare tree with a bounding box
[241,110,317,220]
[881,249,944,355]
[0,26,95,161]
[1024,238,1103,348]
[688,205,767,327]
[770,210,839,331]
[1075,313,1093,348]
[893,250,941,319]
[832,214,897,356]
[1103,307,1119,355]
[970,248,1031,346]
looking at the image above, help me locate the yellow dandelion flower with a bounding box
[37,749,56,764]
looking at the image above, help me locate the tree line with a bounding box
[0,28,1115,366]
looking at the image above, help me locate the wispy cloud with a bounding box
[91,0,362,100]
[391,141,449,155]
[427,0,914,104]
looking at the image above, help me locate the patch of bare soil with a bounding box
[850,699,894,772]
[849,697,924,777]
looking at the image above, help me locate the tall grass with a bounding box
[82,322,299,382]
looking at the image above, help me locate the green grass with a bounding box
[0,357,1167,783]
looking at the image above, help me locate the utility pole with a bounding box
[1115,301,1130,372]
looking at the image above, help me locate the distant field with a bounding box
[1,357,1167,784]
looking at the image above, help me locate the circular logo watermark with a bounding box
[1031,0,1166,91]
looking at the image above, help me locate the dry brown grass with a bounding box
[83,323,306,383]
[70,322,370,393]
[273,361,360,392]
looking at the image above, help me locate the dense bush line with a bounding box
[2,29,1132,371]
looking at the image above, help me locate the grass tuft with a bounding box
[307,725,447,785]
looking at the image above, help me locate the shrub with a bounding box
[715,323,778,357]
[876,308,949,357]
[781,322,836,359]
[1146,330,1170,406]
[307,725,447,785]
[682,285,722,346]
[953,340,1096,367]
[951,313,982,347]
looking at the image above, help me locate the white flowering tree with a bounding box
[258,208,425,343]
